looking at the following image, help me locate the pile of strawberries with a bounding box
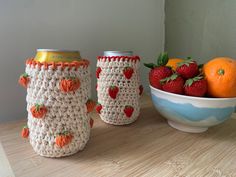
[144,52,207,97]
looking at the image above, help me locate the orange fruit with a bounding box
[166,58,184,70]
[203,57,236,98]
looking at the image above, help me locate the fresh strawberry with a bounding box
[96,67,102,79]
[144,52,173,89]
[148,66,173,89]
[139,85,143,95]
[124,105,134,118]
[96,103,102,114]
[184,76,207,97]
[108,86,119,99]
[176,58,199,79]
[123,67,134,79]
[161,74,184,94]
[90,118,94,128]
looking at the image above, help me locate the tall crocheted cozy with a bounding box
[96,56,142,125]
[19,59,94,157]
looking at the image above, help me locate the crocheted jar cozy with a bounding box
[96,56,142,125]
[20,59,92,157]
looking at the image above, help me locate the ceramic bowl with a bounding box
[150,85,236,133]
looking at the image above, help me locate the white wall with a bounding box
[0,0,165,122]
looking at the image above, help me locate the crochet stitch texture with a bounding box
[24,59,91,157]
[97,56,141,125]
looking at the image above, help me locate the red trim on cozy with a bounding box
[97,56,140,62]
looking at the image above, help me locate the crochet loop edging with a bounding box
[97,56,140,62]
[25,58,90,69]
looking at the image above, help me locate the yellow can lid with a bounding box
[34,49,81,63]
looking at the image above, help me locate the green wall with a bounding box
[165,0,236,63]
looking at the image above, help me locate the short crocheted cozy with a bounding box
[19,59,93,157]
[96,56,142,125]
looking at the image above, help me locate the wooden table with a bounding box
[1,95,236,177]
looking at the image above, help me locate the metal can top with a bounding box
[34,49,81,63]
[103,51,133,57]
[36,49,80,52]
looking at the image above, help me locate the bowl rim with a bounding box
[150,85,236,101]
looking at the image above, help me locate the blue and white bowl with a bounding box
[150,85,236,133]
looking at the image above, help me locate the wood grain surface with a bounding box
[0,95,236,177]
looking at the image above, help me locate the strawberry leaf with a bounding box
[63,131,69,135]
[193,76,203,81]
[160,74,178,84]
[35,104,40,112]
[185,76,203,86]
[177,59,195,67]
[21,73,29,78]
[187,56,192,60]
[198,64,204,69]
[144,63,156,69]
[23,125,28,129]
[185,78,194,86]
[157,52,169,66]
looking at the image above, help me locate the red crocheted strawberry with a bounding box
[108,86,119,99]
[96,67,102,79]
[139,85,143,95]
[86,99,96,113]
[184,76,207,97]
[144,52,173,89]
[21,125,29,138]
[176,58,199,79]
[123,67,134,79]
[60,77,80,92]
[124,105,134,118]
[161,74,185,94]
[90,118,94,128]
[55,131,73,148]
[18,73,30,88]
[30,104,47,119]
[96,103,102,114]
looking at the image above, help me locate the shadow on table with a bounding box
[64,105,169,161]
[62,107,236,163]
